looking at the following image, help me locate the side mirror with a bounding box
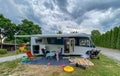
[90,45,95,48]
[93,45,95,48]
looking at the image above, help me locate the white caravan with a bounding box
[30,33,95,57]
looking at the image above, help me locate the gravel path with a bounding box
[97,47,120,62]
[0,54,26,63]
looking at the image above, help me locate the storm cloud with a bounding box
[0,0,120,34]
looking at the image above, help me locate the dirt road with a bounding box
[97,47,120,62]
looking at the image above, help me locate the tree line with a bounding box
[91,26,120,50]
[0,14,42,44]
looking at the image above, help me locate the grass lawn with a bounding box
[0,54,120,76]
[0,51,17,57]
[0,51,25,57]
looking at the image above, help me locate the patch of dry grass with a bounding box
[10,65,64,76]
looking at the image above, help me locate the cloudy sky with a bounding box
[0,0,120,34]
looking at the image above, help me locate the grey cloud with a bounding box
[50,25,61,31]
[14,0,29,5]
[68,0,120,20]
[0,0,120,34]
[97,8,120,31]
[76,0,120,11]
[55,0,68,11]
[0,0,22,23]
[25,12,42,25]
[43,1,54,10]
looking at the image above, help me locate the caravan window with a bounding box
[33,45,39,54]
[47,38,64,45]
[35,38,42,43]
[79,38,90,47]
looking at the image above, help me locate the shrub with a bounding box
[15,49,21,54]
[0,49,7,54]
[25,46,30,50]
[16,49,26,54]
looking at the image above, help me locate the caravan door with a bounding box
[69,38,75,53]
[64,38,75,54]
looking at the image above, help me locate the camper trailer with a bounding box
[30,33,95,56]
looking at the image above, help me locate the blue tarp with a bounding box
[21,57,69,66]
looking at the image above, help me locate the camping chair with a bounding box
[26,50,36,61]
[41,48,46,57]
[41,48,55,59]
[59,48,63,59]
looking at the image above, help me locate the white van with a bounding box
[30,33,95,57]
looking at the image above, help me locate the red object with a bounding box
[62,64,65,67]
[26,50,35,59]
[58,64,65,68]
[48,62,51,65]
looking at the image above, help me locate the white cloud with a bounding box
[0,0,120,34]
[78,8,120,33]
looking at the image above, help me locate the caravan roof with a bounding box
[14,33,90,38]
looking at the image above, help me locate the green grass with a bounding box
[0,59,22,76]
[50,54,120,76]
[0,46,30,57]
[0,50,25,57]
[0,51,17,57]
[0,51,24,57]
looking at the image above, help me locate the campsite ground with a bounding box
[0,54,120,76]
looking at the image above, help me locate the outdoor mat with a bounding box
[69,58,94,66]
[21,57,69,66]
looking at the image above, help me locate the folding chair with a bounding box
[26,50,35,61]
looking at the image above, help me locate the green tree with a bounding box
[71,31,79,33]
[0,14,16,43]
[57,31,62,34]
[17,19,42,43]
[111,27,119,49]
[109,30,113,48]
[18,19,42,35]
[116,26,120,49]
[104,31,111,48]
[91,30,101,45]
[0,14,42,44]
[91,26,120,50]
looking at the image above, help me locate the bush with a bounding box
[26,46,30,50]
[15,49,20,54]
[0,49,7,54]
[16,49,26,54]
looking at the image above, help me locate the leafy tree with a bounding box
[109,30,113,48]
[16,19,42,43]
[57,31,62,34]
[111,27,119,48]
[91,30,101,45]
[91,26,120,50]
[91,30,101,37]
[71,31,79,33]
[0,14,42,44]
[116,26,120,49]
[0,14,16,43]
[17,19,42,35]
